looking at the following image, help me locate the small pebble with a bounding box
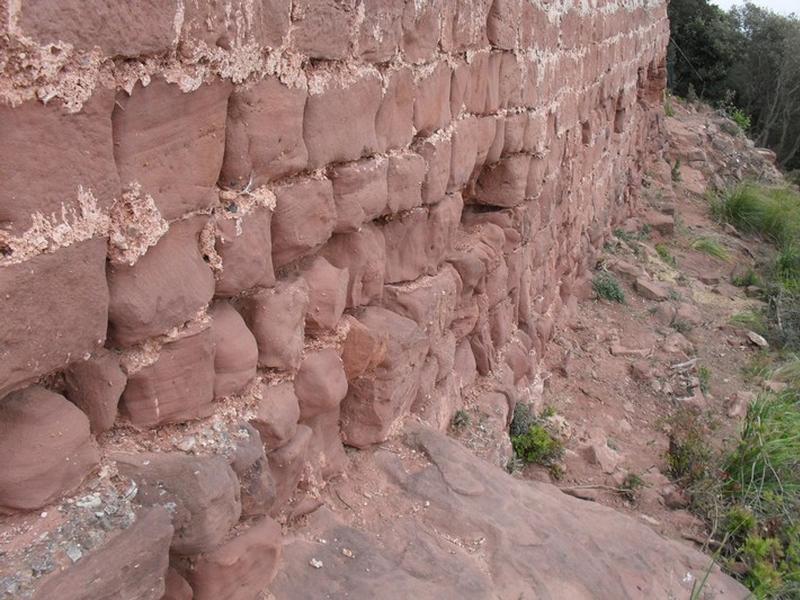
[309,558,323,569]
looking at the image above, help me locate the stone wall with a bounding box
[0,0,668,597]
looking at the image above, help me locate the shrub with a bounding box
[666,409,713,485]
[671,159,683,182]
[451,409,471,431]
[511,424,564,465]
[621,473,645,502]
[664,96,676,117]
[732,268,762,288]
[593,273,625,303]
[698,365,711,394]
[730,108,752,132]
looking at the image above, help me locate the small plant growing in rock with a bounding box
[697,365,711,394]
[672,319,692,334]
[732,268,762,288]
[451,409,471,431]
[593,273,625,303]
[511,424,564,466]
[691,237,730,261]
[664,96,675,117]
[655,243,677,266]
[671,159,682,182]
[621,473,645,502]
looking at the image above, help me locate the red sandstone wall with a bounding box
[0,1,668,597]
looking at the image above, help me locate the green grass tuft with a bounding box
[691,236,730,261]
[656,243,677,266]
[593,272,625,303]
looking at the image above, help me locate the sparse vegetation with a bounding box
[666,409,713,486]
[671,159,683,182]
[664,96,675,117]
[691,236,730,261]
[593,273,625,303]
[621,473,645,502]
[656,243,677,266]
[672,319,692,334]
[451,409,471,431]
[509,404,564,469]
[732,268,762,288]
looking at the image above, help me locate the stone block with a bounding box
[31,508,172,600]
[386,153,426,213]
[304,73,382,168]
[271,178,336,268]
[114,452,241,555]
[340,316,389,381]
[401,0,443,63]
[162,568,193,600]
[375,67,414,152]
[291,0,357,59]
[19,0,177,57]
[120,323,215,427]
[108,216,214,347]
[0,92,119,238]
[113,78,231,220]
[294,349,348,420]
[251,382,301,451]
[268,424,312,512]
[340,307,429,447]
[320,224,386,308]
[183,517,282,600]
[413,62,451,136]
[240,279,309,370]
[487,0,520,49]
[358,0,403,62]
[214,204,275,297]
[180,0,289,49]
[415,136,452,205]
[209,302,258,399]
[219,77,308,187]
[0,238,108,397]
[227,423,277,518]
[0,386,98,513]
[302,257,349,333]
[474,154,530,207]
[64,349,127,434]
[330,157,388,233]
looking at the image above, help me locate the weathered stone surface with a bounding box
[31,508,173,600]
[386,153,426,213]
[113,78,231,220]
[330,157,388,232]
[413,62,451,135]
[0,386,98,513]
[376,68,414,151]
[302,256,349,333]
[209,302,258,399]
[320,224,387,308]
[220,78,308,187]
[251,382,301,451]
[0,92,119,238]
[291,0,357,60]
[183,517,282,600]
[180,0,289,49]
[304,74,382,168]
[120,322,215,427]
[214,205,275,297]
[635,276,670,301]
[114,452,241,555]
[272,178,336,268]
[108,216,214,347]
[358,0,403,62]
[64,349,127,434]
[340,307,428,447]
[162,567,193,600]
[341,316,389,380]
[0,238,108,397]
[268,424,313,511]
[474,154,530,207]
[295,349,349,420]
[240,279,309,370]
[415,136,452,205]
[227,423,277,517]
[272,426,746,599]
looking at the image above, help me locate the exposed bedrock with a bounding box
[0,0,712,597]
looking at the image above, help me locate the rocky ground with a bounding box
[269,101,783,598]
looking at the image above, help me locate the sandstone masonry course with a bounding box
[0,0,669,597]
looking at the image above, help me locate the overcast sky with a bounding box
[709,0,797,16]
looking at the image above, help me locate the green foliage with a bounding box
[671,159,682,182]
[732,268,762,288]
[511,424,564,466]
[691,236,730,260]
[716,184,800,249]
[698,365,711,394]
[509,404,564,468]
[592,273,625,303]
[451,409,471,431]
[621,473,645,502]
[730,108,751,132]
[664,96,676,117]
[666,409,713,485]
[731,310,769,337]
[655,243,677,266]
